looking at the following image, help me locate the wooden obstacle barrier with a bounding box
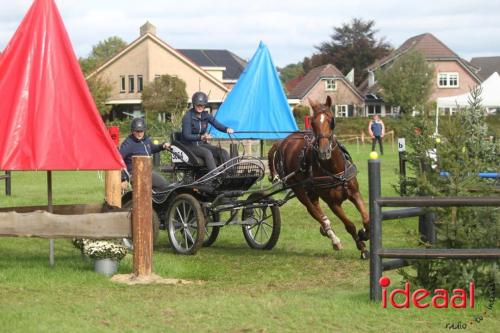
[368,158,500,301]
[0,156,153,278]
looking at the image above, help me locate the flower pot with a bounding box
[93,258,119,276]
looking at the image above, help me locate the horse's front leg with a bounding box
[293,187,343,250]
[326,200,369,260]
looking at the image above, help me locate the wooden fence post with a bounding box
[5,171,11,196]
[105,170,122,208]
[132,156,152,277]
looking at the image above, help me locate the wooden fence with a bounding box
[0,156,153,277]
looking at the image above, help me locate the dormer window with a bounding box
[325,79,337,91]
[438,72,459,88]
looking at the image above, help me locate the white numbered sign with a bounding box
[398,138,406,152]
[171,145,189,163]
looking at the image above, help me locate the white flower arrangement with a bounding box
[72,238,85,253]
[82,239,128,261]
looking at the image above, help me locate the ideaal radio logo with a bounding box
[379,277,496,329]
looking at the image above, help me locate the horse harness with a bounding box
[280,132,357,191]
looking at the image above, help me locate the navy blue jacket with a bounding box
[119,134,164,180]
[370,121,384,137]
[181,109,228,145]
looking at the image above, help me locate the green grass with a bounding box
[0,143,498,332]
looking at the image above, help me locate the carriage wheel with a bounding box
[167,193,205,255]
[241,194,281,250]
[203,212,220,247]
[122,194,160,249]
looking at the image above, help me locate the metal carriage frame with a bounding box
[123,149,287,255]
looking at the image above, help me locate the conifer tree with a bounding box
[399,88,499,295]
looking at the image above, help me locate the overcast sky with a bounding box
[1,0,499,68]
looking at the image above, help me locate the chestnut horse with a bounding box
[268,96,370,258]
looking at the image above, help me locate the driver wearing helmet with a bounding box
[181,91,234,171]
[120,117,171,191]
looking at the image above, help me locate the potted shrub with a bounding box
[83,240,128,276]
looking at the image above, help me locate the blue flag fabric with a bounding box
[210,42,298,139]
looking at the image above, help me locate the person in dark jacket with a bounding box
[368,114,385,155]
[181,91,234,171]
[120,118,171,192]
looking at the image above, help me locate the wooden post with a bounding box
[105,170,122,208]
[5,171,11,196]
[132,156,152,277]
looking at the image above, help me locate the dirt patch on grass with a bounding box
[111,273,202,285]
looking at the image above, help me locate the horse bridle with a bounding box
[312,114,337,157]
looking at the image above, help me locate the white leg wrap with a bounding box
[327,229,342,246]
[322,216,342,248]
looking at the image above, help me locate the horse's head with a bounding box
[309,96,336,160]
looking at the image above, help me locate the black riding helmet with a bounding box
[131,117,146,132]
[192,91,208,106]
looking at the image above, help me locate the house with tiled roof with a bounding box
[288,64,364,117]
[177,49,246,89]
[88,22,239,118]
[360,33,482,116]
[470,56,500,81]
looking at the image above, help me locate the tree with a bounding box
[79,36,127,75]
[79,37,127,119]
[399,88,499,295]
[376,51,435,113]
[308,18,392,85]
[278,62,304,84]
[141,75,188,129]
[86,76,112,116]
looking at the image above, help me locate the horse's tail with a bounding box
[267,141,280,182]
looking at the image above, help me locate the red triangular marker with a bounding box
[0,0,124,170]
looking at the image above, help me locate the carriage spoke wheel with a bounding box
[121,195,160,250]
[203,212,220,247]
[241,194,281,250]
[167,193,205,255]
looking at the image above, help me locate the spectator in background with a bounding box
[368,115,385,155]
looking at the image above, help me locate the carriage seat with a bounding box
[170,132,205,166]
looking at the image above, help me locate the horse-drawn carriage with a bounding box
[122,97,371,258]
[122,133,283,255]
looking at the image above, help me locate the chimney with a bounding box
[140,21,156,36]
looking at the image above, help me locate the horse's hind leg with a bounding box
[348,191,370,241]
[267,143,279,182]
[294,187,343,250]
[326,202,368,259]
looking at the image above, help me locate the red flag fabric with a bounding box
[0,0,124,170]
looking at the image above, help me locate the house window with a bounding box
[387,106,400,115]
[438,107,457,116]
[437,72,459,88]
[137,75,143,92]
[128,75,135,93]
[335,105,348,118]
[325,79,336,91]
[366,105,381,116]
[120,76,126,93]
